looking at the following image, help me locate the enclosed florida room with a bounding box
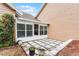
[16,13,72,56]
[16,13,48,42]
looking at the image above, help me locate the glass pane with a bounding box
[34,24,38,35]
[34,24,38,29]
[17,31,25,38]
[44,26,47,31]
[17,23,25,30]
[40,26,43,31]
[26,24,32,30]
[40,31,43,35]
[44,31,47,35]
[26,31,32,36]
[34,30,38,35]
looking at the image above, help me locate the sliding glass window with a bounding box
[44,26,47,35]
[17,23,33,38]
[17,23,25,38]
[40,26,43,35]
[26,24,33,36]
[40,26,47,35]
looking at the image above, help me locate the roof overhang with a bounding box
[4,3,22,16]
[18,17,49,25]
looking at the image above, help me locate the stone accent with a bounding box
[18,39,72,56]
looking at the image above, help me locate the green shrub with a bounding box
[0,13,15,47]
[0,44,3,48]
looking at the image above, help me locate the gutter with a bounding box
[4,3,22,16]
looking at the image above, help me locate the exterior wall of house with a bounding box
[0,3,16,41]
[37,3,79,40]
[0,3,16,19]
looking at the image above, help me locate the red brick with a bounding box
[57,40,79,56]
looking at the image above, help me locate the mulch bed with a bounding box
[57,40,79,56]
[0,45,26,56]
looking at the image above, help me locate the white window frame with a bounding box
[44,26,47,35]
[16,23,48,38]
[17,23,25,38]
[40,25,48,35]
[40,26,43,35]
[17,22,33,38]
[26,24,33,37]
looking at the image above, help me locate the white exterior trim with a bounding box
[15,18,18,42]
[18,17,48,25]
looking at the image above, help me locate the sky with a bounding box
[14,3,42,16]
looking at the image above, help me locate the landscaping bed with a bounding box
[0,45,26,56]
[0,14,26,56]
[57,40,79,56]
